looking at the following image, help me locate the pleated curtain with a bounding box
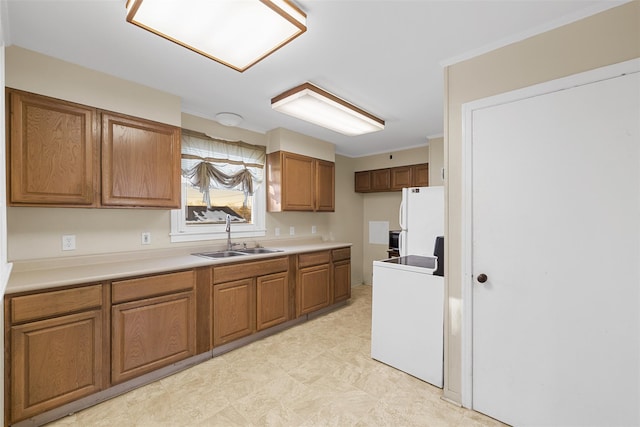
[181,129,265,207]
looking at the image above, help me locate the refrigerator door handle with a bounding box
[399,230,407,257]
[399,200,406,230]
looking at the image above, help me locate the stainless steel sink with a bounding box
[237,247,284,254]
[192,251,248,259]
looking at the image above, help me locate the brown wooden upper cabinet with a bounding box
[411,163,429,187]
[267,151,335,212]
[7,89,99,206]
[354,163,429,193]
[371,168,391,191]
[391,166,411,190]
[6,88,181,208]
[354,170,371,192]
[101,112,181,208]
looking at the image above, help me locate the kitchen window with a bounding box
[170,130,266,243]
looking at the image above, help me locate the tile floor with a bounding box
[48,285,505,426]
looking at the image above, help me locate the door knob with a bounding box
[477,273,488,283]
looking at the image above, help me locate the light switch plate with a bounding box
[289,226,295,236]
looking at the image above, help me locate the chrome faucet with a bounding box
[225,214,232,251]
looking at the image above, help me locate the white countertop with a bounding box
[7,239,351,294]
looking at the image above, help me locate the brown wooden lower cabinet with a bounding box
[10,310,104,423]
[110,271,196,385]
[5,284,106,424]
[212,257,290,347]
[297,264,331,316]
[256,272,289,331]
[332,247,351,303]
[4,249,351,425]
[212,278,256,347]
[333,259,351,303]
[111,291,196,384]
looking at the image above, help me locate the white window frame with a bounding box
[170,176,266,243]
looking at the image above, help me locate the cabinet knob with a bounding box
[476,273,488,284]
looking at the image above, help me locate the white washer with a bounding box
[371,255,444,387]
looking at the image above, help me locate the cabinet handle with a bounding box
[476,273,488,283]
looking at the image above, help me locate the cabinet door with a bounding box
[371,169,391,191]
[391,166,412,190]
[411,163,429,187]
[11,310,103,422]
[297,264,331,317]
[354,171,371,192]
[212,278,255,346]
[315,159,335,211]
[333,259,351,303]
[8,89,98,206]
[281,152,315,211]
[112,291,195,384]
[101,112,181,208]
[256,272,289,331]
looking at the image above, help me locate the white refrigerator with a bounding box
[398,186,444,257]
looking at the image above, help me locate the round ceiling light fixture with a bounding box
[215,112,243,127]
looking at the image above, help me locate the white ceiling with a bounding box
[1,0,624,157]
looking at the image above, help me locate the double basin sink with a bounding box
[193,247,284,259]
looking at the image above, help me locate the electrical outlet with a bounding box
[311,225,317,234]
[289,226,295,236]
[275,227,280,236]
[141,232,151,245]
[62,235,76,251]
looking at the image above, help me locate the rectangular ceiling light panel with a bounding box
[126,0,306,72]
[271,83,385,136]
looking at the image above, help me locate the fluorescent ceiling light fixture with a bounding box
[271,83,385,136]
[125,0,306,72]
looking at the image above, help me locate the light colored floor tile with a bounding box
[46,284,504,427]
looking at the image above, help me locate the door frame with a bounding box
[459,58,640,409]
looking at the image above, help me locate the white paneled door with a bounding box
[469,65,639,426]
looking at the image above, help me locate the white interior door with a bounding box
[470,68,639,426]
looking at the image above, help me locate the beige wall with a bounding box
[361,192,401,284]
[182,112,268,147]
[353,146,430,284]
[5,46,181,126]
[330,155,365,285]
[353,145,428,171]
[266,128,335,162]
[428,137,444,186]
[443,1,640,404]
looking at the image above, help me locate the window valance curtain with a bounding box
[181,129,266,207]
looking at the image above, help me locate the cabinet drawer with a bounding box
[213,257,288,284]
[298,251,331,268]
[112,270,195,304]
[332,247,351,262]
[10,285,103,324]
